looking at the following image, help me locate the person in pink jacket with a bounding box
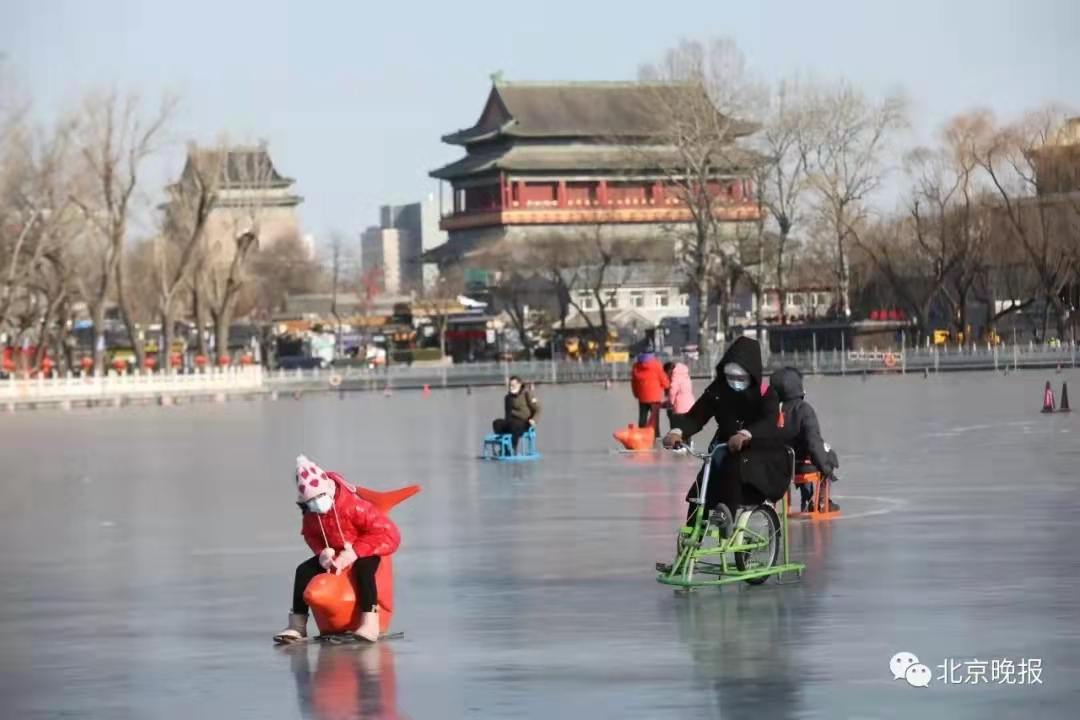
[663,362,696,427]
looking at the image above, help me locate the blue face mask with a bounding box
[723,363,750,392]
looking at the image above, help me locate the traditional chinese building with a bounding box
[165,143,304,266]
[425,77,763,268]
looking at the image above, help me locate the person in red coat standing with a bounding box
[274,455,401,644]
[631,347,670,439]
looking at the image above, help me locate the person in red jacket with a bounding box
[274,455,401,644]
[631,347,670,438]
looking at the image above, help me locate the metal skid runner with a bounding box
[656,446,805,588]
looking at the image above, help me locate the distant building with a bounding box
[165,143,303,266]
[360,226,402,296]
[425,77,762,268]
[361,196,447,295]
[1031,116,1080,195]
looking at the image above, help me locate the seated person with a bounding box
[492,375,541,453]
[661,337,791,535]
[769,367,840,512]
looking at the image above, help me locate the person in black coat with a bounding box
[770,367,840,512]
[661,337,792,533]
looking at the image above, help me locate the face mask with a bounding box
[306,494,333,515]
[723,363,750,392]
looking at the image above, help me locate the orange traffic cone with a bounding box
[1042,381,1056,413]
[1061,382,1071,412]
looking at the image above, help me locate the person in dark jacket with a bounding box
[492,376,541,454]
[770,367,840,512]
[661,337,791,533]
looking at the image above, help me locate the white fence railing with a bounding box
[0,366,265,402]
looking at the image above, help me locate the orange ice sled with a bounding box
[303,484,421,634]
[613,424,657,451]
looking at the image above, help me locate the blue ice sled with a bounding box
[482,427,539,461]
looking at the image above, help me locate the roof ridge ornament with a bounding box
[490,70,505,86]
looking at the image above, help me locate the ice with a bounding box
[1,372,1079,718]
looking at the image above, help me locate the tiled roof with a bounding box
[431,142,761,180]
[442,80,759,146]
[182,145,294,188]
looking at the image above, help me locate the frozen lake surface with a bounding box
[1,371,1079,719]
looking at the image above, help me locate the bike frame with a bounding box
[657,444,806,588]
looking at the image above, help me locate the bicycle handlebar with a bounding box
[667,443,711,460]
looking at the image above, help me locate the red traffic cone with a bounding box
[1042,381,1056,413]
[422,384,430,397]
[1061,382,1071,412]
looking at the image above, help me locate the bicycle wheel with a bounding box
[734,504,781,584]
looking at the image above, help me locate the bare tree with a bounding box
[69,91,175,372]
[196,142,284,361]
[423,265,464,358]
[154,143,226,367]
[536,225,653,358]
[755,76,818,324]
[803,81,908,318]
[638,38,767,354]
[974,105,1079,339]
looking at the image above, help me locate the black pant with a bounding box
[684,448,767,524]
[292,554,381,615]
[493,416,531,452]
[638,402,660,438]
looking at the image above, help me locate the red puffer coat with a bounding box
[302,474,401,558]
[631,354,670,404]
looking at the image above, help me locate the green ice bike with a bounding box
[656,444,805,588]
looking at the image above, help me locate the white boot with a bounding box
[273,612,308,644]
[354,608,380,642]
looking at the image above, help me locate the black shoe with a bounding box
[708,504,734,539]
[818,499,839,513]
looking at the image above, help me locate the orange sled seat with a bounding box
[785,462,840,520]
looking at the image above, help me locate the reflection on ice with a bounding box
[0,373,1078,718]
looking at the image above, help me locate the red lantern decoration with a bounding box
[80,357,94,370]
[239,354,253,366]
[194,355,208,367]
[2,358,15,372]
[217,355,231,367]
[112,358,127,371]
[143,356,157,369]
[170,353,183,368]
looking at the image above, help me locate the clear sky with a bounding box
[2,0,1077,246]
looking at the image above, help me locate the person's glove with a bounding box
[318,548,336,570]
[662,430,683,449]
[331,545,358,574]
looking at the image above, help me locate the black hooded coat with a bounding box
[770,367,838,478]
[673,337,793,507]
